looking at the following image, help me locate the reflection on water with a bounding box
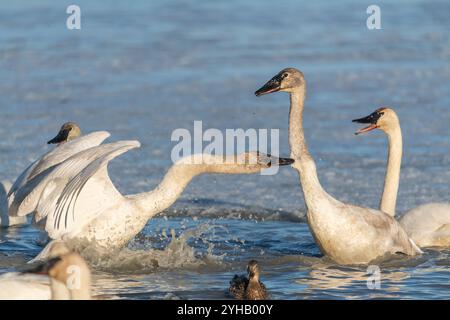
[0,0,450,299]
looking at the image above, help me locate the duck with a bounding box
[3,122,110,227]
[9,141,293,259]
[353,107,450,247]
[255,68,421,264]
[229,260,269,300]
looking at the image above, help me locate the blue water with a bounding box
[0,0,449,299]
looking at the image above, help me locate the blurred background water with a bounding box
[0,0,449,299]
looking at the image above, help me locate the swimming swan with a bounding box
[0,242,92,300]
[353,107,450,247]
[30,252,92,300]
[255,68,421,264]
[10,140,293,255]
[229,260,269,300]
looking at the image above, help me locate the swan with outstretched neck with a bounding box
[9,140,293,259]
[353,107,450,247]
[1,122,110,227]
[255,68,421,264]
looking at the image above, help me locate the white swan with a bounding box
[3,123,110,226]
[0,244,91,300]
[9,139,293,256]
[255,68,421,264]
[0,272,51,300]
[353,107,450,247]
[1,122,104,227]
[0,253,91,300]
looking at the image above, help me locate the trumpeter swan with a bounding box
[1,123,108,226]
[33,252,92,300]
[0,242,92,300]
[353,107,450,247]
[3,123,110,225]
[9,139,293,257]
[255,68,421,264]
[229,260,269,300]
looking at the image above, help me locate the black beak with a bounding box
[47,128,70,144]
[255,74,283,96]
[278,157,295,166]
[23,257,61,275]
[352,111,382,135]
[352,112,379,124]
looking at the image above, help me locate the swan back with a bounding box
[0,273,51,300]
[399,203,450,247]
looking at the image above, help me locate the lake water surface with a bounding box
[0,0,449,299]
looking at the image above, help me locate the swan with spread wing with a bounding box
[1,122,110,226]
[10,139,293,257]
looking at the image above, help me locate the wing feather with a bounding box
[42,141,140,238]
[7,131,110,210]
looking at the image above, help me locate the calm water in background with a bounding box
[0,0,450,299]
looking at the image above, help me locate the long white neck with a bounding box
[131,154,263,218]
[379,125,402,217]
[288,89,325,208]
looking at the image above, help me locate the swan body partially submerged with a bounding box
[0,242,92,300]
[353,107,450,247]
[255,68,421,264]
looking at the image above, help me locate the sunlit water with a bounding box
[0,0,449,299]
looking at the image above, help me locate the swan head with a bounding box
[352,107,399,135]
[47,122,82,144]
[29,252,91,299]
[255,68,305,96]
[247,260,260,279]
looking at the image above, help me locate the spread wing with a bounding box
[39,141,140,239]
[7,131,110,204]
[10,140,139,220]
[28,131,111,180]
